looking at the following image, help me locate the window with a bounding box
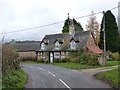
[55,41,60,49]
[70,40,76,50]
[54,52,60,59]
[41,42,45,50]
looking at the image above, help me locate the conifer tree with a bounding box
[62,18,83,33]
[99,10,120,53]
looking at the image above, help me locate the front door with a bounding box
[50,52,53,63]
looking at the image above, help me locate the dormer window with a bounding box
[41,42,45,50]
[44,39,49,44]
[70,40,76,50]
[55,41,60,50]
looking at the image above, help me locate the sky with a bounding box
[0,0,119,42]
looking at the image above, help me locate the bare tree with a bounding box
[86,11,100,46]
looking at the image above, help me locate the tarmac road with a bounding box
[22,64,111,89]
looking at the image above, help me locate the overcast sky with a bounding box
[0,0,119,42]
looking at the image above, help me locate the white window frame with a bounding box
[70,40,76,50]
[41,42,45,50]
[55,41,60,50]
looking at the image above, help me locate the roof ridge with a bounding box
[45,32,68,36]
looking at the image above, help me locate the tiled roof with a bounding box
[13,41,40,52]
[86,44,103,54]
[38,31,90,51]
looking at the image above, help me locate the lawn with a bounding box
[95,68,119,89]
[52,61,119,69]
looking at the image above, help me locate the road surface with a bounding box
[22,64,111,89]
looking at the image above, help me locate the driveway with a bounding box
[22,64,112,89]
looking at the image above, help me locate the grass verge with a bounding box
[52,61,119,69]
[95,68,119,89]
[106,61,119,66]
[52,63,99,69]
[2,69,27,90]
[0,71,2,90]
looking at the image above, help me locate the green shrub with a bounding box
[2,69,27,88]
[20,57,36,62]
[37,58,45,63]
[54,59,60,63]
[2,43,20,74]
[53,58,70,63]
[70,57,80,63]
[110,52,120,61]
[60,58,70,63]
[79,53,99,66]
[44,58,49,63]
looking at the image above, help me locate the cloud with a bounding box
[0,0,119,41]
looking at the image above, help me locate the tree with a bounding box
[86,11,100,45]
[99,10,120,53]
[62,18,83,33]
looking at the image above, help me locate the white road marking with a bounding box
[59,79,72,90]
[39,68,47,72]
[42,80,46,88]
[39,68,56,77]
[48,71,56,77]
[28,66,72,88]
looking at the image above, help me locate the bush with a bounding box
[60,58,70,63]
[2,69,27,88]
[110,52,120,61]
[53,58,70,63]
[79,53,99,66]
[2,43,20,74]
[19,57,36,62]
[2,43,27,89]
[54,59,60,63]
[37,58,45,63]
[70,57,80,63]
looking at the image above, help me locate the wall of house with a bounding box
[38,52,43,60]
[54,52,60,59]
[87,34,95,46]
[18,51,36,59]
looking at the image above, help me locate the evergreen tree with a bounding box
[99,10,120,53]
[62,18,83,33]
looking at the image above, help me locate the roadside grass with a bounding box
[2,69,27,90]
[0,71,2,90]
[106,60,119,66]
[52,63,99,69]
[22,60,119,69]
[52,61,119,69]
[95,68,119,89]
[21,61,45,64]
